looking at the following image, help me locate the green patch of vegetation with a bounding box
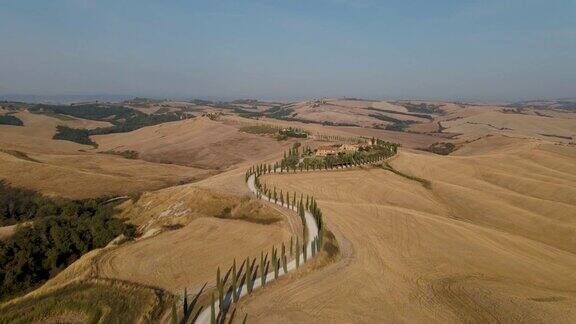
[239,124,279,135]
[0,101,28,111]
[397,102,445,115]
[265,106,294,118]
[30,104,138,122]
[123,97,166,107]
[0,279,172,323]
[383,121,413,132]
[100,150,139,159]
[277,127,308,139]
[365,107,433,120]
[189,99,214,106]
[215,199,282,225]
[234,107,263,118]
[233,105,296,120]
[381,162,431,189]
[320,229,339,260]
[53,126,97,147]
[88,113,181,135]
[0,115,24,126]
[425,142,457,155]
[369,113,416,132]
[0,181,136,298]
[240,124,308,140]
[50,106,183,146]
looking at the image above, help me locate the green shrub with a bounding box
[0,115,24,126]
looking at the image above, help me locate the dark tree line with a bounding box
[53,126,97,146]
[0,181,135,299]
[43,104,183,146]
[1,180,68,226]
[0,115,24,126]
[30,104,139,121]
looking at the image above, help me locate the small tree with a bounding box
[245,257,253,294]
[282,244,288,274]
[232,259,238,303]
[183,287,188,315]
[260,251,266,287]
[210,293,216,324]
[296,237,300,268]
[216,267,224,309]
[172,303,178,324]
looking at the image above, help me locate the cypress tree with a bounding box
[217,267,223,308]
[273,253,279,279]
[246,257,253,294]
[172,303,178,324]
[282,253,288,274]
[260,251,266,287]
[232,259,238,303]
[311,239,316,257]
[296,237,300,268]
[183,287,188,315]
[210,293,216,324]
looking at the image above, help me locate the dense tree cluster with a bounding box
[30,104,138,121]
[53,126,97,146]
[397,102,445,115]
[0,180,64,226]
[0,115,24,126]
[43,104,183,146]
[369,113,416,132]
[240,124,308,141]
[426,142,457,155]
[0,181,135,298]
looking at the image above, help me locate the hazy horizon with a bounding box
[1,0,575,101]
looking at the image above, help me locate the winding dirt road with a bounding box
[195,173,319,323]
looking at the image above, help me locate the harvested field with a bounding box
[235,136,576,323]
[96,217,291,294]
[93,117,288,169]
[0,149,209,199]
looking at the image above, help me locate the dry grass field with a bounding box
[2,98,576,323]
[27,183,299,301]
[93,117,289,169]
[235,136,576,323]
[0,110,214,198]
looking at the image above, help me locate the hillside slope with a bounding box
[236,136,576,323]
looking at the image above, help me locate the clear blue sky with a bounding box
[0,0,574,101]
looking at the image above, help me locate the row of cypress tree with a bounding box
[211,137,398,323]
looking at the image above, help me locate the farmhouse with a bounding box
[315,145,339,156]
[315,143,360,156]
[340,144,359,152]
